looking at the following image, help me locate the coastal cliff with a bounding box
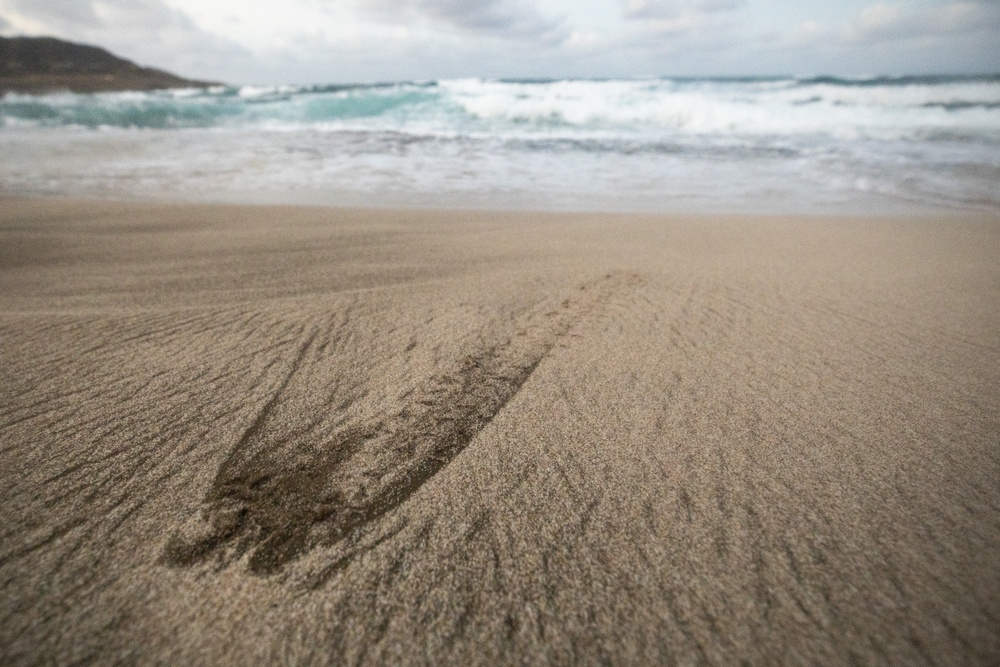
[0,36,219,93]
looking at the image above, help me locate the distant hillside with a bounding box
[0,36,220,93]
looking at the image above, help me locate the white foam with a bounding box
[1,77,998,213]
[435,78,1000,141]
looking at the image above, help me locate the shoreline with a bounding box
[2,191,986,220]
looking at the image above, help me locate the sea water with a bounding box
[1,76,998,213]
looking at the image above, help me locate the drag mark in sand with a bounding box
[165,272,641,575]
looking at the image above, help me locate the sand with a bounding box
[1,197,998,665]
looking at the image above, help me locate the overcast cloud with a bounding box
[0,0,996,83]
[354,0,568,41]
[622,0,747,20]
[0,0,253,78]
[842,1,1000,43]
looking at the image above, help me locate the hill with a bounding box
[0,36,220,93]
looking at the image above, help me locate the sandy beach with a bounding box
[1,197,998,665]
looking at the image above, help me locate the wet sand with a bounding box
[1,198,998,665]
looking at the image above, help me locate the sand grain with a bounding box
[1,199,998,665]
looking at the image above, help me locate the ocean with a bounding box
[2,76,999,213]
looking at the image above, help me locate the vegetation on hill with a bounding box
[0,36,219,93]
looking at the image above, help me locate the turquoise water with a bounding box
[2,76,998,212]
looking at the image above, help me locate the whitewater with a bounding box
[2,76,998,212]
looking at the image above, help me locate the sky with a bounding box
[1,0,998,83]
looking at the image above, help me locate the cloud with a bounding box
[622,0,745,20]
[786,19,825,48]
[615,0,747,46]
[842,1,1000,44]
[565,29,609,53]
[0,0,252,78]
[2,0,154,32]
[352,0,567,42]
[746,1,999,75]
[3,0,995,83]
[4,0,101,28]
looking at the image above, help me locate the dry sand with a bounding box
[1,198,998,665]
